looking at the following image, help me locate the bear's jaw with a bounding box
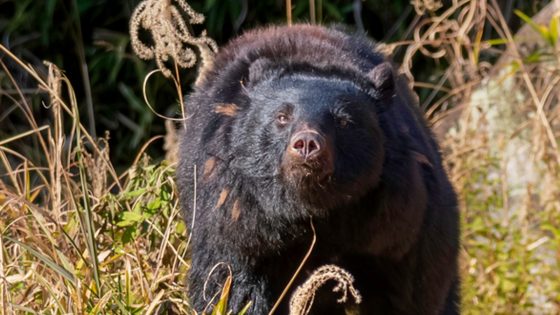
[280,147,334,194]
[279,169,343,212]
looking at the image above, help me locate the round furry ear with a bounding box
[367,62,394,99]
[248,58,278,86]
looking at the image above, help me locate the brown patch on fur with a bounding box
[231,199,241,221]
[203,157,217,181]
[214,103,239,117]
[412,151,433,168]
[215,188,229,209]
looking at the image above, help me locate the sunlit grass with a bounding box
[0,48,191,314]
[1,1,560,314]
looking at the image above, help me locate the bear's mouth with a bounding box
[281,152,335,201]
[287,158,332,180]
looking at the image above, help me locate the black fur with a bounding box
[177,24,460,315]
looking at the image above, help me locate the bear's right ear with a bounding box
[367,62,394,100]
[247,58,278,86]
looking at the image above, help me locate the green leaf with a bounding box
[176,220,186,235]
[117,211,145,227]
[549,16,559,46]
[542,223,560,240]
[525,51,542,63]
[211,275,232,315]
[146,197,162,213]
[515,10,540,32]
[5,236,77,287]
[238,302,252,315]
[484,38,509,46]
[124,188,147,199]
[469,217,485,232]
[121,226,138,244]
[500,278,516,293]
[514,10,550,44]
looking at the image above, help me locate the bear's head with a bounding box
[220,60,395,213]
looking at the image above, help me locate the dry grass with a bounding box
[0,45,190,314]
[403,0,560,313]
[289,265,362,315]
[130,0,218,79]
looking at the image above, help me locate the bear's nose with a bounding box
[289,130,324,160]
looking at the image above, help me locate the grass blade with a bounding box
[4,236,77,287]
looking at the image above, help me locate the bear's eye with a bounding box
[338,117,349,128]
[276,113,291,126]
[334,113,353,128]
[332,104,353,128]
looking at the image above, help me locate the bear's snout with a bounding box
[282,127,334,186]
[289,130,324,161]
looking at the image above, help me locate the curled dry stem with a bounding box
[129,0,218,78]
[289,264,362,315]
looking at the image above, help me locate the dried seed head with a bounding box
[412,0,443,15]
[129,0,218,77]
[289,265,362,315]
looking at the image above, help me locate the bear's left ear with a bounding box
[248,58,278,86]
[367,62,394,100]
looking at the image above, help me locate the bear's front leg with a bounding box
[227,272,273,314]
[188,252,273,314]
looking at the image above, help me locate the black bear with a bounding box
[177,24,460,314]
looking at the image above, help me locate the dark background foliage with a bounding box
[0,0,546,167]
